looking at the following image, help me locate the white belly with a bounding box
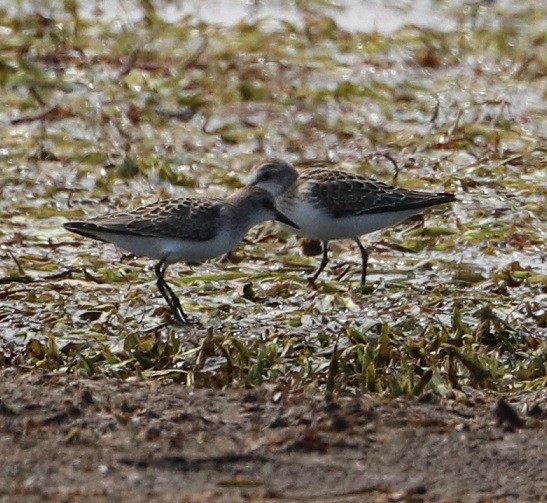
[89,229,236,264]
[280,200,424,241]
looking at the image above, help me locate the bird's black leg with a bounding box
[154,260,189,325]
[353,238,369,285]
[308,240,330,286]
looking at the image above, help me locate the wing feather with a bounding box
[300,168,455,218]
[68,197,224,242]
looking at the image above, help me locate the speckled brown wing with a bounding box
[92,197,223,241]
[300,168,455,218]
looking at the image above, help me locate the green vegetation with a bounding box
[0,0,545,396]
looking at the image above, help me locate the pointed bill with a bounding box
[274,210,300,230]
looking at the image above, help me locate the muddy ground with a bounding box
[0,370,545,503]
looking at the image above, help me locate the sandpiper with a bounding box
[248,160,456,285]
[64,186,299,324]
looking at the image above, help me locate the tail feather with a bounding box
[64,222,110,242]
[357,192,456,216]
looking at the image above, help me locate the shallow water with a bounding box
[3,0,459,33]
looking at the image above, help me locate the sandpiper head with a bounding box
[235,186,299,229]
[248,159,299,197]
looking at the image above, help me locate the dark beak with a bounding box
[274,210,300,230]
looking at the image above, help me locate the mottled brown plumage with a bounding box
[73,197,223,242]
[301,168,455,218]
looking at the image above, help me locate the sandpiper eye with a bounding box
[260,171,271,181]
[261,196,273,207]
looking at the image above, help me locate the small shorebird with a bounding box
[64,186,299,324]
[248,160,456,285]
